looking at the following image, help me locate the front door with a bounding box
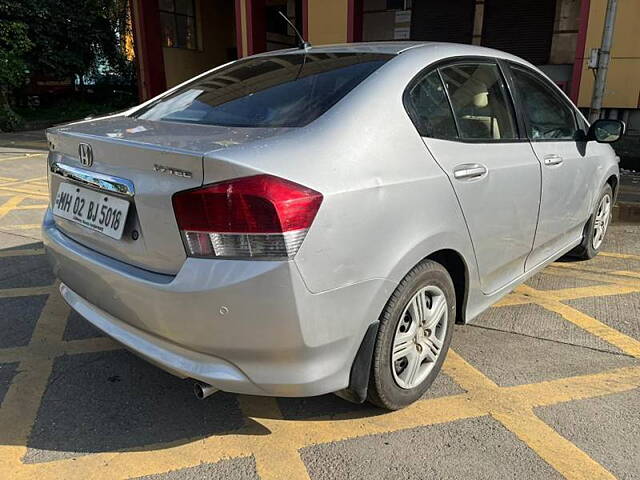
[406,61,541,294]
[507,64,600,269]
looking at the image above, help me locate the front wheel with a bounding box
[570,184,613,260]
[367,260,455,410]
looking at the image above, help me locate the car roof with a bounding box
[252,41,431,56]
[252,42,532,64]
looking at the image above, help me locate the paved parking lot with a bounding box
[0,147,639,479]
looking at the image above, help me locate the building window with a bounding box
[159,0,197,49]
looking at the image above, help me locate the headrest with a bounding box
[473,92,489,108]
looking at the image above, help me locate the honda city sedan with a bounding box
[43,42,623,410]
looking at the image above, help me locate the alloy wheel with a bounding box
[391,286,448,390]
[592,193,612,250]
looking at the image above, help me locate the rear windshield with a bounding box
[134,52,392,128]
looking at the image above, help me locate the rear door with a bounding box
[406,59,541,294]
[506,63,600,269]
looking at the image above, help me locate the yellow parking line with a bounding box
[0,286,52,298]
[552,262,639,277]
[445,350,620,480]
[512,283,640,358]
[443,349,498,391]
[0,154,46,163]
[0,196,25,220]
[14,205,48,210]
[536,300,640,358]
[494,282,640,308]
[495,411,615,480]
[599,251,640,261]
[0,290,68,468]
[609,270,640,279]
[508,365,640,407]
[0,248,45,258]
[0,177,48,189]
[28,286,69,343]
[0,337,120,364]
[544,266,640,289]
[60,337,120,356]
[1,252,640,478]
[536,283,640,301]
[0,359,55,468]
[0,224,41,230]
[2,362,638,479]
[238,396,311,480]
[0,187,48,198]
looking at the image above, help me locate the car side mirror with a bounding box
[588,119,625,143]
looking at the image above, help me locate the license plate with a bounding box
[53,183,130,239]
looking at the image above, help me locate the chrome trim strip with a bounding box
[50,162,135,197]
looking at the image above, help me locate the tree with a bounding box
[0,0,135,130]
[4,0,134,82]
[0,20,32,131]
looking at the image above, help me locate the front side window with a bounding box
[135,53,392,128]
[159,0,197,49]
[510,65,577,141]
[406,70,457,139]
[439,63,518,140]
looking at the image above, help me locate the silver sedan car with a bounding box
[43,42,623,410]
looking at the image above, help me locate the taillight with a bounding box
[172,175,323,259]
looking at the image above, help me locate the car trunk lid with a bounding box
[47,116,289,274]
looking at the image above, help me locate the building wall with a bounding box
[549,0,580,65]
[134,0,640,112]
[163,0,237,88]
[577,0,640,108]
[307,0,348,44]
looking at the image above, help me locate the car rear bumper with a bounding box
[42,209,394,397]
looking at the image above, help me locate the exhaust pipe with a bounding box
[193,381,218,400]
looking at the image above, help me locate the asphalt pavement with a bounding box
[0,132,639,479]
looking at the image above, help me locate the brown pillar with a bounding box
[347,0,363,43]
[570,0,591,104]
[131,0,167,100]
[235,0,266,57]
[246,0,266,55]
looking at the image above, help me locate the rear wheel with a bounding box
[367,260,455,410]
[570,184,613,260]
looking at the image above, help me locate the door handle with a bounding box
[543,154,563,166]
[453,163,488,180]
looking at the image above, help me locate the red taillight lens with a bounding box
[172,175,323,258]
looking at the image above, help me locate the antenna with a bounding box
[278,10,311,50]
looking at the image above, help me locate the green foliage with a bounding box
[0,20,32,130]
[0,0,134,82]
[0,21,32,89]
[0,0,135,131]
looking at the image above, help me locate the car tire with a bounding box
[367,259,455,410]
[569,184,613,260]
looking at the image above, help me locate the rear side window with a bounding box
[439,63,518,140]
[406,70,458,139]
[134,53,392,128]
[509,65,577,140]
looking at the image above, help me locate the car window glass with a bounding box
[510,66,577,140]
[439,63,518,140]
[407,70,457,139]
[135,53,392,128]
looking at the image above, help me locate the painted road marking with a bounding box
[0,154,46,163]
[0,224,42,230]
[599,251,640,261]
[0,245,638,478]
[0,196,26,220]
[0,248,45,258]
